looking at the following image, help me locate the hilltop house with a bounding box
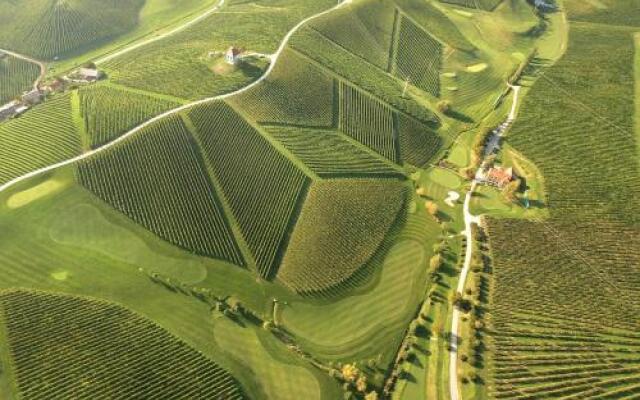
[225,47,243,65]
[484,166,515,188]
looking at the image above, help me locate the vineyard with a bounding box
[339,82,399,162]
[397,113,443,167]
[0,94,80,185]
[78,85,180,148]
[277,179,408,294]
[0,56,39,104]
[76,115,244,265]
[187,101,310,279]
[0,0,144,60]
[485,20,640,399]
[0,289,245,399]
[103,0,336,100]
[394,15,442,98]
[230,49,335,128]
[564,0,640,28]
[439,0,504,11]
[310,0,396,70]
[267,126,401,177]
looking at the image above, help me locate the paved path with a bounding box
[0,48,46,90]
[448,85,520,400]
[0,0,351,195]
[95,0,226,65]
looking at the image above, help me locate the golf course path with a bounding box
[449,85,521,400]
[0,0,351,195]
[0,48,46,90]
[95,0,226,65]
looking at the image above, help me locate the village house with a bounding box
[225,47,243,65]
[483,166,515,188]
[43,79,64,93]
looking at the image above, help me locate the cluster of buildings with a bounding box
[0,66,103,122]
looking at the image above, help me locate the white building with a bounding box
[225,47,243,65]
[0,101,19,121]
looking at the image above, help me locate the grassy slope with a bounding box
[103,0,336,100]
[484,9,640,399]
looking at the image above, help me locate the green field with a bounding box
[0,0,144,60]
[0,94,81,186]
[484,10,640,399]
[0,56,39,104]
[0,0,613,399]
[0,289,244,399]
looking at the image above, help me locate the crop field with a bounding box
[277,179,407,294]
[267,126,401,177]
[339,82,399,162]
[76,115,244,265]
[485,21,640,399]
[394,15,442,97]
[564,0,640,28]
[78,85,181,148]
[394,0,475,52]
[0,0,144,60]
[0,289,244,400]
[103,0,335,100]
[0,94,80,186]
[187,101,309,279]
[0,56,39,104]
[310,0,396,70]
[230,49,335,128]
[397,113,443,167]
[290,27,439,125]
[439,0,503,11]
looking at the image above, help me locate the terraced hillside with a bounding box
[0,0,144,60]
[0,289,245,400]
[485,11,640,399]
[0,55,39,104]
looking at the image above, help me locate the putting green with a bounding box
[467,63,488,72]
[51,271,70,281]
[214,318,322,400]
[49,203,208,284]
[281,240,426,354]
[426,168,463,189]
[7,180,66,209]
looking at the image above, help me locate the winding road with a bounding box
[95,0,226,65]
[0,0,351,195]
[0,48,46,90]
[448,85,520,400]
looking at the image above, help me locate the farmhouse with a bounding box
[78,67,102,81]
[484,166,515,188]
[225,47,243,65]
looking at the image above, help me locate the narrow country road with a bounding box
[0,48,46,90]
[95,0,226,65]
[0,0,352,195]
[448,84,520,400]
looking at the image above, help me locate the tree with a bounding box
[502,179,521,202]
[341,364,360,382]
[437,100,452,114]
[425,201,439,217]
[356,376,367,392]
[429,254,443,273]
[365,391,379,400]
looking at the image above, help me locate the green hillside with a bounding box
[0,55,39,104]
[0,0,144,60]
